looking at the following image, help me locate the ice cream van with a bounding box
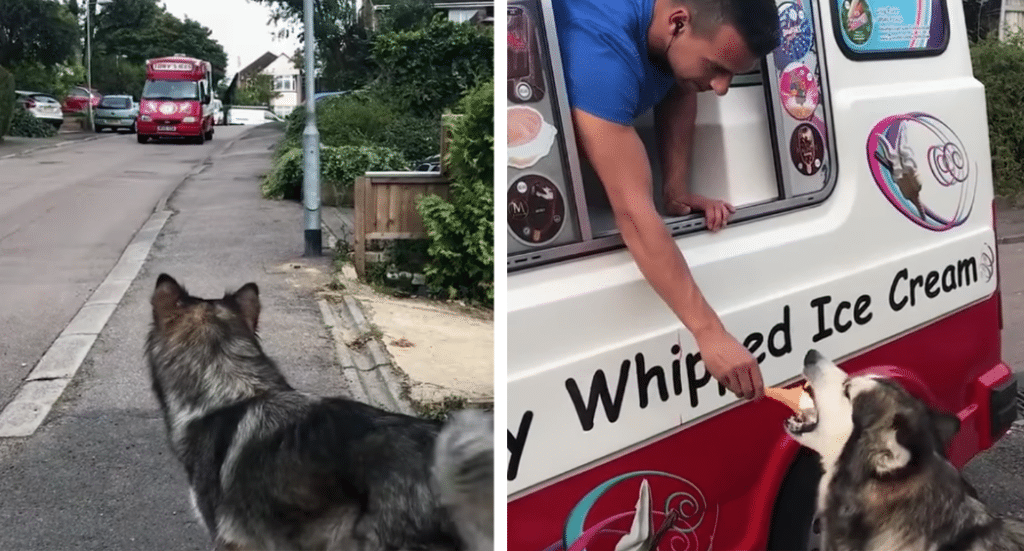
[506,0,1016,548]
[137,55,215,144]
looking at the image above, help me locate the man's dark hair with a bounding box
[681,0,781,57]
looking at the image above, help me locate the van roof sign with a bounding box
[152,62,194,71]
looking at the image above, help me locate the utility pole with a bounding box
[302,0,322,257]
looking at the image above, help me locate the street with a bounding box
[0,125,346,550]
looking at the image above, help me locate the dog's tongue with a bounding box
[766,385,810,413]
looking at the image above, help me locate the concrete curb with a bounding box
[0,134,112,160]
[317,298,416,415]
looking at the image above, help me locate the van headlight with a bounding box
[140,115,152,122]
[183,116,196,123]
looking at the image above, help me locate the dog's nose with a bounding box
[803,349,824,379]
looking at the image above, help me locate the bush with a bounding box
[284,93,440,164]
[263,145,408,203]
[972,34,1024,199]
[0,66,14,137]
[8,107,58,138]
[416,78,494,304]
[372,16,493,119]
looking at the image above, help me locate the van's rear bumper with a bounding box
[949,362,1017,466]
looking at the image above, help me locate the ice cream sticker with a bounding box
[867,113,976,231]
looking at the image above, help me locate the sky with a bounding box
[160,0,302,76]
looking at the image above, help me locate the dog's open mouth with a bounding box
[784,384,819,435]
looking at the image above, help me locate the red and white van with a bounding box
[137,55,215,144]
[506,0,1017,548]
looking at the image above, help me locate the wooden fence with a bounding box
[353,171,450,277]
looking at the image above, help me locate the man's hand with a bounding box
[667,193,735,232]
[694,328,764,400]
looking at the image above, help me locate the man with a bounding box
[553,0,780,400]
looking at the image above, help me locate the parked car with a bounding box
[15,90,64,129]
[413,154,441,172]
[210,98,225,125]
[94,95,137,133]
[62,86,102,114]
[226,106,284,125]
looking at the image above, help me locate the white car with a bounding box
[15,90,64,129]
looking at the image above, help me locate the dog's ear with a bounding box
[152,274,184,325]
[232,282,260,333]
[929,409,960,453]
[872,413,913,475]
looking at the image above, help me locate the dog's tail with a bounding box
[434,409,494,551]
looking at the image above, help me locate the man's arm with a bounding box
[654,85,734,231]
[572,108,763,400]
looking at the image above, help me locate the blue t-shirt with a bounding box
[552,0,677,125]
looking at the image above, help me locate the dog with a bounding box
[782,349,1024,551]
[145,274,493,551]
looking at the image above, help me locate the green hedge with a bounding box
[262,145,408,203]
[972,34,1024,199]
[0,66,14,137]
[416,78,494,304]
[284,94,440,164]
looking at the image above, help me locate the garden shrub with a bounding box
[262,145,407,204]
[0,66,14,137]
[8,107,57,138]
[971,34,1024,199]
[416,78,494,304]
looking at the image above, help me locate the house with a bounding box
[364,0,494,31]
[233,52,303,117]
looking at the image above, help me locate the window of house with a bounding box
[274,75,294,92]
[506,0,838,270]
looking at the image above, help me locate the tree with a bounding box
[88,0,228,95]
[377,0,436,33]
[0,0,79,68]
[235,74,280,107]
[371,15,493,118]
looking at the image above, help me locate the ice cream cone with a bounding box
[766,385,808,413]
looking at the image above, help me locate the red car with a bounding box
[62,86,102,114]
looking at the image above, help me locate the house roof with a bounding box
[238,52,278,79]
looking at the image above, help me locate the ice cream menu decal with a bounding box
[835,0,948,55]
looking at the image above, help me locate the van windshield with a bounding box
[142,80,198,100]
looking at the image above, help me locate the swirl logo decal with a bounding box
[867,113,977,231]
[534,471,719,551]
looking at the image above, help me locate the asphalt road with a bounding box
[0,124,344,550]
[0,130,209,406]
[962,240,1024,518]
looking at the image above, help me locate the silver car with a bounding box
[94,95,137,133]
[15,91,64,129]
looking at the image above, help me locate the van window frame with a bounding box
[506,0,839,272]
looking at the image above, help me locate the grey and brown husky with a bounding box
[145,274,492,551]
[783,349,1024,551]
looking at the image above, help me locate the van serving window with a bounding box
[506,0,837,271]
[829,0,949,59]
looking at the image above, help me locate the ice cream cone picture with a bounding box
[766,384,810,413]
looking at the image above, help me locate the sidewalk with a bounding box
[0,127,107,159]
[319,207,494,412]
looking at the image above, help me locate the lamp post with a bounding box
[302,0,322,256]
[85,0,112,131]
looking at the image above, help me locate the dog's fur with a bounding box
[783,349,1024,551]
[145,274,492,551]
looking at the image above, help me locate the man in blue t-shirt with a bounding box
[553,0,780,401]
